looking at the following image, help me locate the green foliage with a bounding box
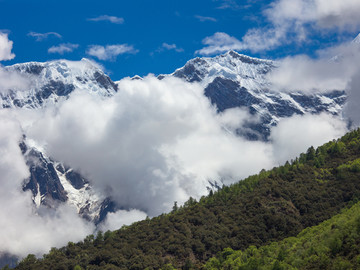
[11,128,360,270]
[204,201,360,270]
[172,201,178,212]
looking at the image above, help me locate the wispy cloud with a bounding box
[27,31,62,42]
[0,32,15,60]
[87,15,124,24]
[161,43,184,53]
[214,0,240,9]
[195,32,244,55]
[195,15,217,22]
[86,44,138,61]
[48,43,79,55]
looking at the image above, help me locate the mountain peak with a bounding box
[171,50,275,88]
[1,59,117,109]
[222,50,274,65]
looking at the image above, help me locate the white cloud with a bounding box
[99,209,147,231]
[161,43,184,53]
[48,43,79,54]
[266,0,360,31]
[0,112,94,258]
[270,113,347,165]
[22,75,349,220]
[25,76,275,216]
[266,41,360,93]
[198,0,360,54]
[267,56,346,93]
[0,68,30,93]
[343,69,360,128]
[195,32,244,55]
[243,0,360,52]
[86,44,138,61]
[87,15,124,24]
[214,0,240,9]
[195,15,217,22]
[0,34,30,92]
[0,33,15,61]
[27,31,62,42]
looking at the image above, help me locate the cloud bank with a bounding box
[25,76,273,216]
[266,45,360,93]
[0,68,30,93]
[270,113,347,165]
[22,76,348,220]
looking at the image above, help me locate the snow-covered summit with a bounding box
[1,58,117,108]
[166,50,346,140]
[170,50,276,91]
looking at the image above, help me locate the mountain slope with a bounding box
[205,197,360,269]
[11,128,360,270]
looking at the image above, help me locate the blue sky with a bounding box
[0,0,360,80]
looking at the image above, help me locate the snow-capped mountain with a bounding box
[0,51,347,225]
[1,58,117,109]
[165,50,346,140]
[0,59,119,224]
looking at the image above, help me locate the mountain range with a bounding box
[0,50,347,226]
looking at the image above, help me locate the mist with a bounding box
[267,42,360,93]
[0,111,94,258]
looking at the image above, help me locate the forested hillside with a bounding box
[204,198,360,269]
[10,129,360,270]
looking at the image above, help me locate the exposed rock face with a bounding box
[20,140,114,223]
[168,50,346,140]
